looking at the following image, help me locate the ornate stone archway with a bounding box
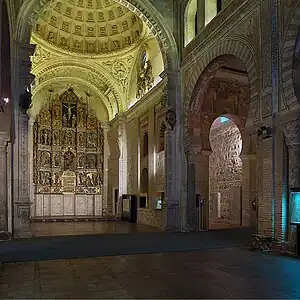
[183,43,258,231]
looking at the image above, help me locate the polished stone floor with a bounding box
[30,221,160,237]
[1,247,300,299]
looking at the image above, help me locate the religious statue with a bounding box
[53,153,60,167]
[87,132,97,148]
[53,131,60,145]
[78,154,85,168]
[86,154,96,169]
[53,172,60,185]
[64,149,75,171]
[77,173,85,186]
[41,129,51,145]
[64,130,74,146]
[62,103,76,127]
[40,151,51,167]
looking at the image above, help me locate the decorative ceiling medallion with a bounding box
[33,0,143,55]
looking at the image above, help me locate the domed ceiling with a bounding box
[32,0,144,55]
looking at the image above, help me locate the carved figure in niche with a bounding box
[62,102,76,127]
[40,171,51,185]
[77,133,86,148]
[41,129,51,145]
[136,52,154,99]
[53,172,60,185]
[53,153,60,167]
[87,132,98,148]
[77,172,85,185]
[40,151,51,167]
[78,153,85,168]
[64,149,75,171]
[53,131,60,145]
[72,115,76,127]
[86,154,96,169]
[145,60,154,90]
[64,130,74,145]
[86,173,97,186]
[111,25,118,34]
[35,23,41,33]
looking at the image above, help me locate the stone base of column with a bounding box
[165,204,180,231]
[13,203,33,239]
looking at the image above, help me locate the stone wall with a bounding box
[209,119,242,225]
[137,208,166,230]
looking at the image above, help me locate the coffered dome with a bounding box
[32,0,144,55]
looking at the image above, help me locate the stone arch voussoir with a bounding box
[282,1,300,110]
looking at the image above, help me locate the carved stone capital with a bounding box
[186,146,202,163]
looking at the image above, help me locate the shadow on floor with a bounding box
[0,226,255,263]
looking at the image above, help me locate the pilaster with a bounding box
[0,132,9,231]
[118,113,127,214]
[102,121,110,216]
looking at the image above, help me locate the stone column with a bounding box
[11,43,35,237]
[0,132,9,231]
[101,121,110,216]
[185,146,201,231]
[28,118,35,218]
[241,154,256,227]
[148,106,155,208]
[165,129,180,231]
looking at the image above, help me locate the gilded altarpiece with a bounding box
[33,89,104,217]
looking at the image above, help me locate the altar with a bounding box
[31,89,105,219]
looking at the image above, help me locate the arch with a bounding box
[15,0,179,71]
[32,77,112,120]
[281,1,300,110]
[184,40,258,146]
[184,0,197,46]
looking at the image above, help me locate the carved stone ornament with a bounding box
[166,109,176,130]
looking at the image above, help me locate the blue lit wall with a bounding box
[290,192,300,224]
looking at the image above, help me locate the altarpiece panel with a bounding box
[32,89,104,217]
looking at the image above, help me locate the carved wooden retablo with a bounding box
[33,89,104,195]
[61,171,76,194]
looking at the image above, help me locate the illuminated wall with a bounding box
[209,116,242,225]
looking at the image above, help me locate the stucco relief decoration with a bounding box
[136,50,154,100]
[34,88,104,195]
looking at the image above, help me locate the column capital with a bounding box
[101,121,110,131]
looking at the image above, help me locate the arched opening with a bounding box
[209,115,243,229]
[184,0,218,46]
[187,54,257,231]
